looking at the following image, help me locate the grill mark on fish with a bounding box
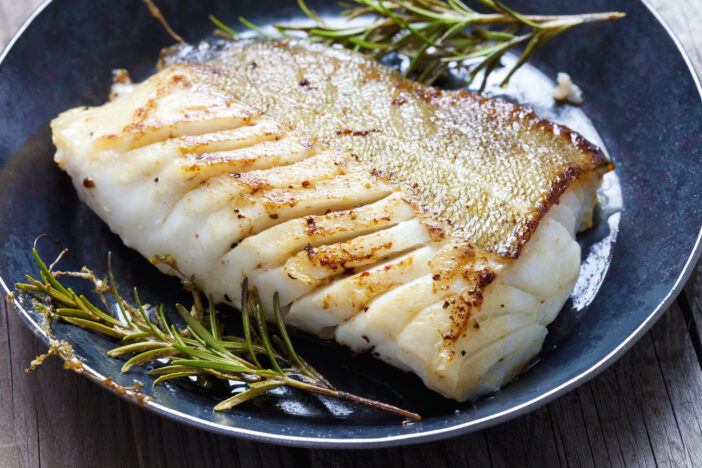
[292,246,434,317]
[152,167,394,264]
[287,245,439,331]
[222,192,419,278]
[96,70,264,154]
[284,220,429,286]
[135,123,372,242]
[181,136,318,175]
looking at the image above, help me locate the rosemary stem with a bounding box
[20,246,424,421]
[436,11,623,25]
[215,1,625,89]
[282,377,421,421]
[507,12,626,24]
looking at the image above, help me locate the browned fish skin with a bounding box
[162,39,613,259]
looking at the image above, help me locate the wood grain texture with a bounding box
[1,1,701,467]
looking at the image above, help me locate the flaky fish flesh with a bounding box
[51,39,612,401]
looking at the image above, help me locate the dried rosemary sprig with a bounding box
[16,247,420,421]
[214,0,623,91]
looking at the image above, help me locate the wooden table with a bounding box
[1,1,701,466]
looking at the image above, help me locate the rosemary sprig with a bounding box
[15,247,420,422]
[215,0,623,91]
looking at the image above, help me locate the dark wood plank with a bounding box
[308,447,403,468]
[652,0,702,75]
[0,293,26,467]
[548,389,599,467]
[682,261,702,372]
[127,406,307,468]
[0,0,42,47]
[582,355,657,468]
[402,435,490,468]
[483,406,563,468]
[1,299,142,468]
[650,303,702,466]
[617,315,689,467]
[440,433,493,468]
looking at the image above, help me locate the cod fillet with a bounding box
[51,39,612,402]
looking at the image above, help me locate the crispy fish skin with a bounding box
[51,43,606,401]
[163,39,613,258]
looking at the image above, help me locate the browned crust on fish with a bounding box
[384,78,613,258]
[161,39,614,259]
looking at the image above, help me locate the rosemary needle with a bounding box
[214,0,624,90]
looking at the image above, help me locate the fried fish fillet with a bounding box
[51,40,612,401]
[163,40,612,258]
